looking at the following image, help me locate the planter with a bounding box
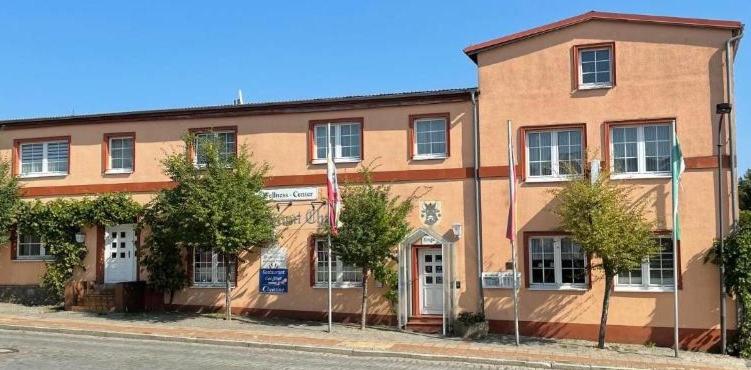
[453,320,489,340]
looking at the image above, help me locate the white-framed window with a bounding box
[616,236,675,292]
[578,46,613,89]
[526,129,583,181]
[19,140,69,177]
[312,122,361,163]
[611,124,671,178]
[16,233,49,260]
[314,239,362,288]
[194,131,236,167]
[108,136,134,173]
[193,248,236,288]
[413,117,448,159]
[528,236,588,290]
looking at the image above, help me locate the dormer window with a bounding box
[574,43,615,90]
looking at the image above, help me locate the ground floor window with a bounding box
[314,239,362,288]
[17,233,49,260]
[617,236,675,291]
[528,235,587,289]
[193,248,236,287]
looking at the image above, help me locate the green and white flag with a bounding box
[672,122,686,240]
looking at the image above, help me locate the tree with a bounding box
[552,170,659,349]
[0,159,21,244]
[143,134,276,320]
[330,168,414,329]
[739,169,751,211]
[707,210,751,357]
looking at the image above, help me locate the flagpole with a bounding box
[671,119,680,357]
[327,122,333,334]
[507,120,520,346]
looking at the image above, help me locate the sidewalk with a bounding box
[0,304,745,370]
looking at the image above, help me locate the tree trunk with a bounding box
[224,254,232,321]
[360,268,369,330]
[598,273,614,349]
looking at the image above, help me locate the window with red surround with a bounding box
[12,136,71,178]
[188,126,238,166]
[572,42,615,90]
[102,133,135,174]
[308,118,363,164]
[409,113,450,160]
[518,124,586,182]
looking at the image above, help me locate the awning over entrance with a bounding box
[397,227,455,335]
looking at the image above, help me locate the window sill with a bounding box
[614,286,675,293]
[310,158,361,165]
[525,176,579,183]
[14,257,53,262]
[528,285,588,292]
[192,283,236,289]
[610,173,671,180]
[18,173,68,179]
[314,283,362,289]
[104,169,133,175]
[412,154,448,161]
[577,84,613,91]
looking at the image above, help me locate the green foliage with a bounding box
[141,134,276,316]
[16,194,142,300]
[0,160,21,245]
[371,262,398,311]
[551,170,659,348]
[330,166,415,328]
[739,169,751,211]
[708,210,751,357]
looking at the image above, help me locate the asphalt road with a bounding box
[0,329,530,369]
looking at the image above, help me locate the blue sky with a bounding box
[1,1,749,169]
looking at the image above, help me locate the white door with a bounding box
[418,248,443,315]
[104,224,137,284]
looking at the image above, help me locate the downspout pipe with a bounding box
[471,89,485,315]
[726,27,743,225]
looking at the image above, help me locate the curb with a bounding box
[0,323,644,370]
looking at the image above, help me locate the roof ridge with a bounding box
[464,10,743,60]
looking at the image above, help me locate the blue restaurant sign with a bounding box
[260,268,288,293]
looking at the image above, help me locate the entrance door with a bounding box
[104,224,137,283]
[417,248,443,315]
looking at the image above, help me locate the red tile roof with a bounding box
[464,11,743,61]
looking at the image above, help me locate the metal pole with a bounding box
[327,232,333,333]
[327,122,333,334]
[507,120,520,346]
[718,114,727,354]
[671,120,680,358]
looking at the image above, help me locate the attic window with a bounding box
[574,42,615,90]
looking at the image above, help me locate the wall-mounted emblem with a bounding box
[420,201,442,226]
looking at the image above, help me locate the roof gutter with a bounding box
[726,27,743,225]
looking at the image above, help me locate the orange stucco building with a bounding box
[0,11,743,350]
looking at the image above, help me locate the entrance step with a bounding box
[406,316,443,334]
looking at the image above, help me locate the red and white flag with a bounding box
[506,121,516,241]
[326,124,342,235]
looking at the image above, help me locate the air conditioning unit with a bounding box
[482,271,521,289]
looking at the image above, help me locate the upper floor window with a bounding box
[194,130,236,167]
[193,247,236,288]
[525,129,582,181]
[610,124,671,178]
[17,233,49,260]
[312,121,362,164]
[616,236,676,291]
[105,135,134,174]
[314,238,362,288]
[576,43,614,89]
[18,139,69,177]
[412,115,448,160]
[528,236,588,290]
